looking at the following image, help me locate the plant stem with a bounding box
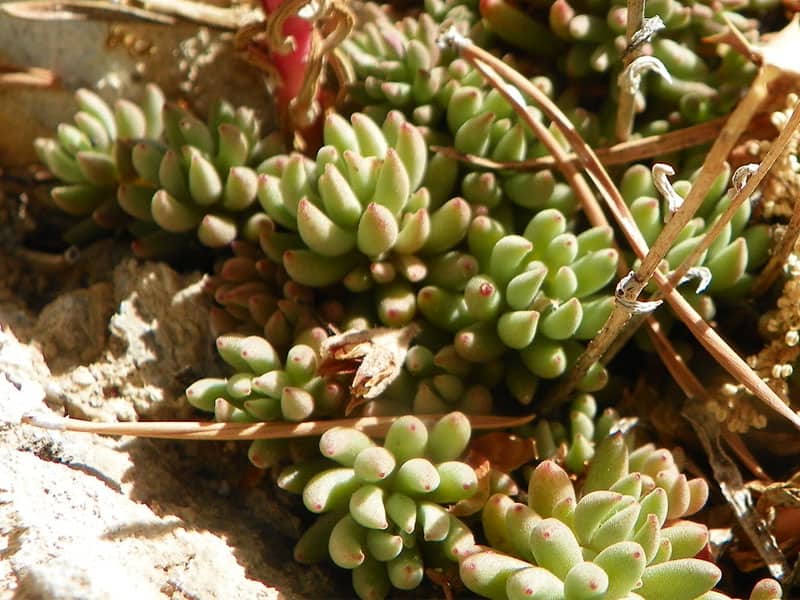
[615,0,646,141]
[668,100,800,290]
[19,413,534,440]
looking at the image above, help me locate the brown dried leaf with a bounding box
[469,432,536,473]
[319,324,420,414]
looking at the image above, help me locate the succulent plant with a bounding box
[204,237,335,354]
[37,85,285,254]
[185,330,349,468]
[125,99,283,251]
[414,209,617,399]
[256,109,490,301]
[282,412,480,599]
[34,85,165,244]
[461,436,726,600]
[477,0,762,127]
[529,393,625,473]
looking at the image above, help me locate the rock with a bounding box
[0,271,341,599]
[29,259,221,422]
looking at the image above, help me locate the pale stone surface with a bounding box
[29,259,221,421]
[0,261,339,599]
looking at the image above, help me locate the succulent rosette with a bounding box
[461,434,743,600]
[281,412,479,599]
[37,85,284,254]
[256,109,474,297]
[529,393,625,473]
[34,85,164,244]
[415,208,618,399]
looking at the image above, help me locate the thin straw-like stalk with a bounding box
[433,115,735,172]
[684,403,789,580]
[0,1,176,24]
[669,101,800,290]
[138,0,260,28]
[464,58,607,227]
[454,41,800,429]
[615,0,646,141]
[20,413,534,440]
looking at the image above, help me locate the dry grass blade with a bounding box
[435,116,734,172]
[0,63,58,88]
[0,1,176,24]
[451,38,800,430]
[669,101,800,290]
[19,413,534,440]
[615,0,645,141]
[0,0,262,29]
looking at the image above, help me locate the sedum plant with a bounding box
[619,163,772,316]
[461,435,780,600]
[34,85,165,245]
[529,393,625,474]
[257,109,470,290]
[28,1,797,598]
[36,85,285,254]
[185,330,346,468]
[281,412,479,599]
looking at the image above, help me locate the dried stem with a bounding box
[683,403,789,580]
[463,58,607,228]
[15,246,80,272]
[432,115,737,172]
[0,64,58,88]
[1,0,260,29]
[138,0,261,29]
[615,0,646,141]
[19,413,534,441]
[669,100,800,290]
[721,430,772,481]
[452,40,800,429]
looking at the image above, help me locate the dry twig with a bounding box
[19,413,534,440]
[615,0,646,141]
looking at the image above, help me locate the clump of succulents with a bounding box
[461,435,761,600]
[341,0,764,157]
[529,393,626,473]
[417,209,618,391]
[258,109,475,292]
[185,329,348,468]
[36,85,285,254]
[34,85,165,245]
[282,412,479,599]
